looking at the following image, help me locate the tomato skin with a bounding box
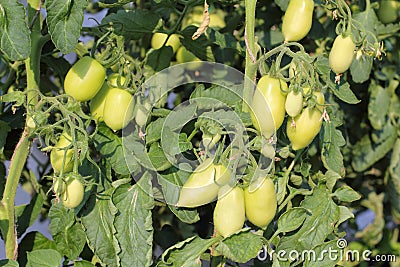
[90,74,126,122]
[287,92,324,150]
[50,132,74,173]
[177,158,231,208]
[377,1,399,24]
[214,186,245,238]
[282,0,314,42]
[103,88,134,131]
[329,35,356,75]
[250,75,288,138]
[54,173,84,209]
[285,90,303,117]
[64,56,106,102]
[244,177,277,229]
[151,33,181,53]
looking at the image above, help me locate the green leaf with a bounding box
[146,117,166,145]
[74,261,96,267]
[328,79,360,104]
[0,120,10,154]
[207,28,241,51]
[81,189,121,267]
[352,121,397,172]
[368,82,391,130]
[190,84,243,110]
[94,124,131,175]
[148,142,173,171]
[147,46,174,72]
[321,122,346,176]
[180,26,210,61]
[0,91,25,106]
[18,232,57,267]
[388,139,400,217]
[332,185,361,202]
[45,0,87,54]
[113,173,154,267]
[336,206,354,227]
[276,207,308,234]
[49,203,86,260]
[102,10,159,40]
[16,193,44,237]
[0,260,18,267]
[352,7,379,44]
[303,240,341,267]
[159,236,219,267]
[215,230,263,263]
[350,52,373,83]
[0,0,30,60]
[27,249,62,267]
[277,185,340,253]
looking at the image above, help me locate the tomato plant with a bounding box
[0,0,399,266]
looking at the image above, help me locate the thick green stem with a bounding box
[242,0,258,113]
[1,0,43,259]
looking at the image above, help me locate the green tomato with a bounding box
[54,173,84,209]
[286,92,324,150]
[50,132,74,174]
[64,56,106,102]
[214,186,245,238]
[151,33,181,53]
[103,88,134,131]
[285,90,303,117]
[377,0,399,24]
[177,158,231,208]
[329,35,356,75]
[90,74,126,122]
[244,177,277,229]
[250,75,288,138]
[176,46,202,70]
[282,0,314,42]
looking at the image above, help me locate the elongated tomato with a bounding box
[282,0,314,42]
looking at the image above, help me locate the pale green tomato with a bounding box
[103,88,134,131]
[177,158,231,208]
[377,0,399,24]
[151,33,181,53]
[54,173,84,209]
[64,56,106,102]
[50,132,74,174]
[176,46,202,70]
[244,177,277,229]
[214,186,245,238]
[90,74,126,122]
[282,0,314,42]
[250,75,288,138]
[329,35,356,75]
[285,90,303,117]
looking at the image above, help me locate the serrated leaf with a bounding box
[27,249,62,267]
[207,28,240,51]
[49,203,86,260]
[336,206,354,227]
[0,259,18,267]
[303,240,340,267]
[0,91,25,106]
[94,124,131,175]
[102,10,159,40]
[113,173,154,267]
[160,236,219,266]
[332,185,361,202]
[148,142,173,171]
[45,0,87,54]
[180,26,210,61]
[276,207,308,234]
[146,117,166,145]
[0,0,30,60]
[147,46,174,72]
[278,185,339,253]
[368,82,391,130]
[81,189,120,267]
[215,230,263,263]
[321,122,346,176]
[18,232,57,267]
[190,84,243,110]
[350,53,373,83]
[328,79,360,104]
[352,122,397,172]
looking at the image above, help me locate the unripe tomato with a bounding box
[50,132,74,174]
[64,56,106,102]
[90,74,126,122]
[177,158,231,208]
[151,33,181,53]
[103,88,134,131]
[244,177,277,229]
[282,0,314,42]
[329,35,356,75]
[285,90,303,117]
[286,92,324,150]
[214,186,245,238]
[176,46,202,70]
[377,0,399,24]
[54,173,84,209]
[250,75,288,138]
